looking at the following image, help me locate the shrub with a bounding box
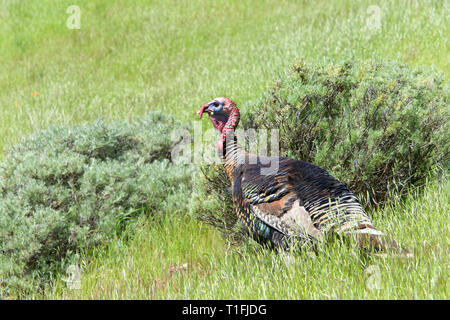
[242,59,449,206]
[0,112,193,296]
[190,164,249,246]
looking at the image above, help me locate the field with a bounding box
[0,0,448,299]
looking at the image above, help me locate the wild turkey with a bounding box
[198,97,410,255]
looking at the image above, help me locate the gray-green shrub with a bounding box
[0,112,193,296]
[191,164,249,246]
[242,59,449,206]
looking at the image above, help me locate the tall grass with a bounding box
[44,176,448,299]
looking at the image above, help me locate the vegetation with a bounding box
[0,0,448,299]
[0,112,193,296]
[242,59,449,206]
[46,176,449,299]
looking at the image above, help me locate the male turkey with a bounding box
[198,97,409,255]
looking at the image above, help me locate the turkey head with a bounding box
[198,97,240,152]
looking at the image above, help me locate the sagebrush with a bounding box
[0,112,193,296]
[242,59,449,206]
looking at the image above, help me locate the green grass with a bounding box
[1,0,448,156]
[44,176,448,299]
[1,0,449,299]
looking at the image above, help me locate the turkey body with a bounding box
[228,151,374,250]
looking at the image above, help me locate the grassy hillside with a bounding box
[1,0,448,155]
[0,0,448,299]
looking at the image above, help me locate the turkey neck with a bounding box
[217,107,243,183]
[222,134,250,185]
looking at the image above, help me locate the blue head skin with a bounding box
[205,99,224,115]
